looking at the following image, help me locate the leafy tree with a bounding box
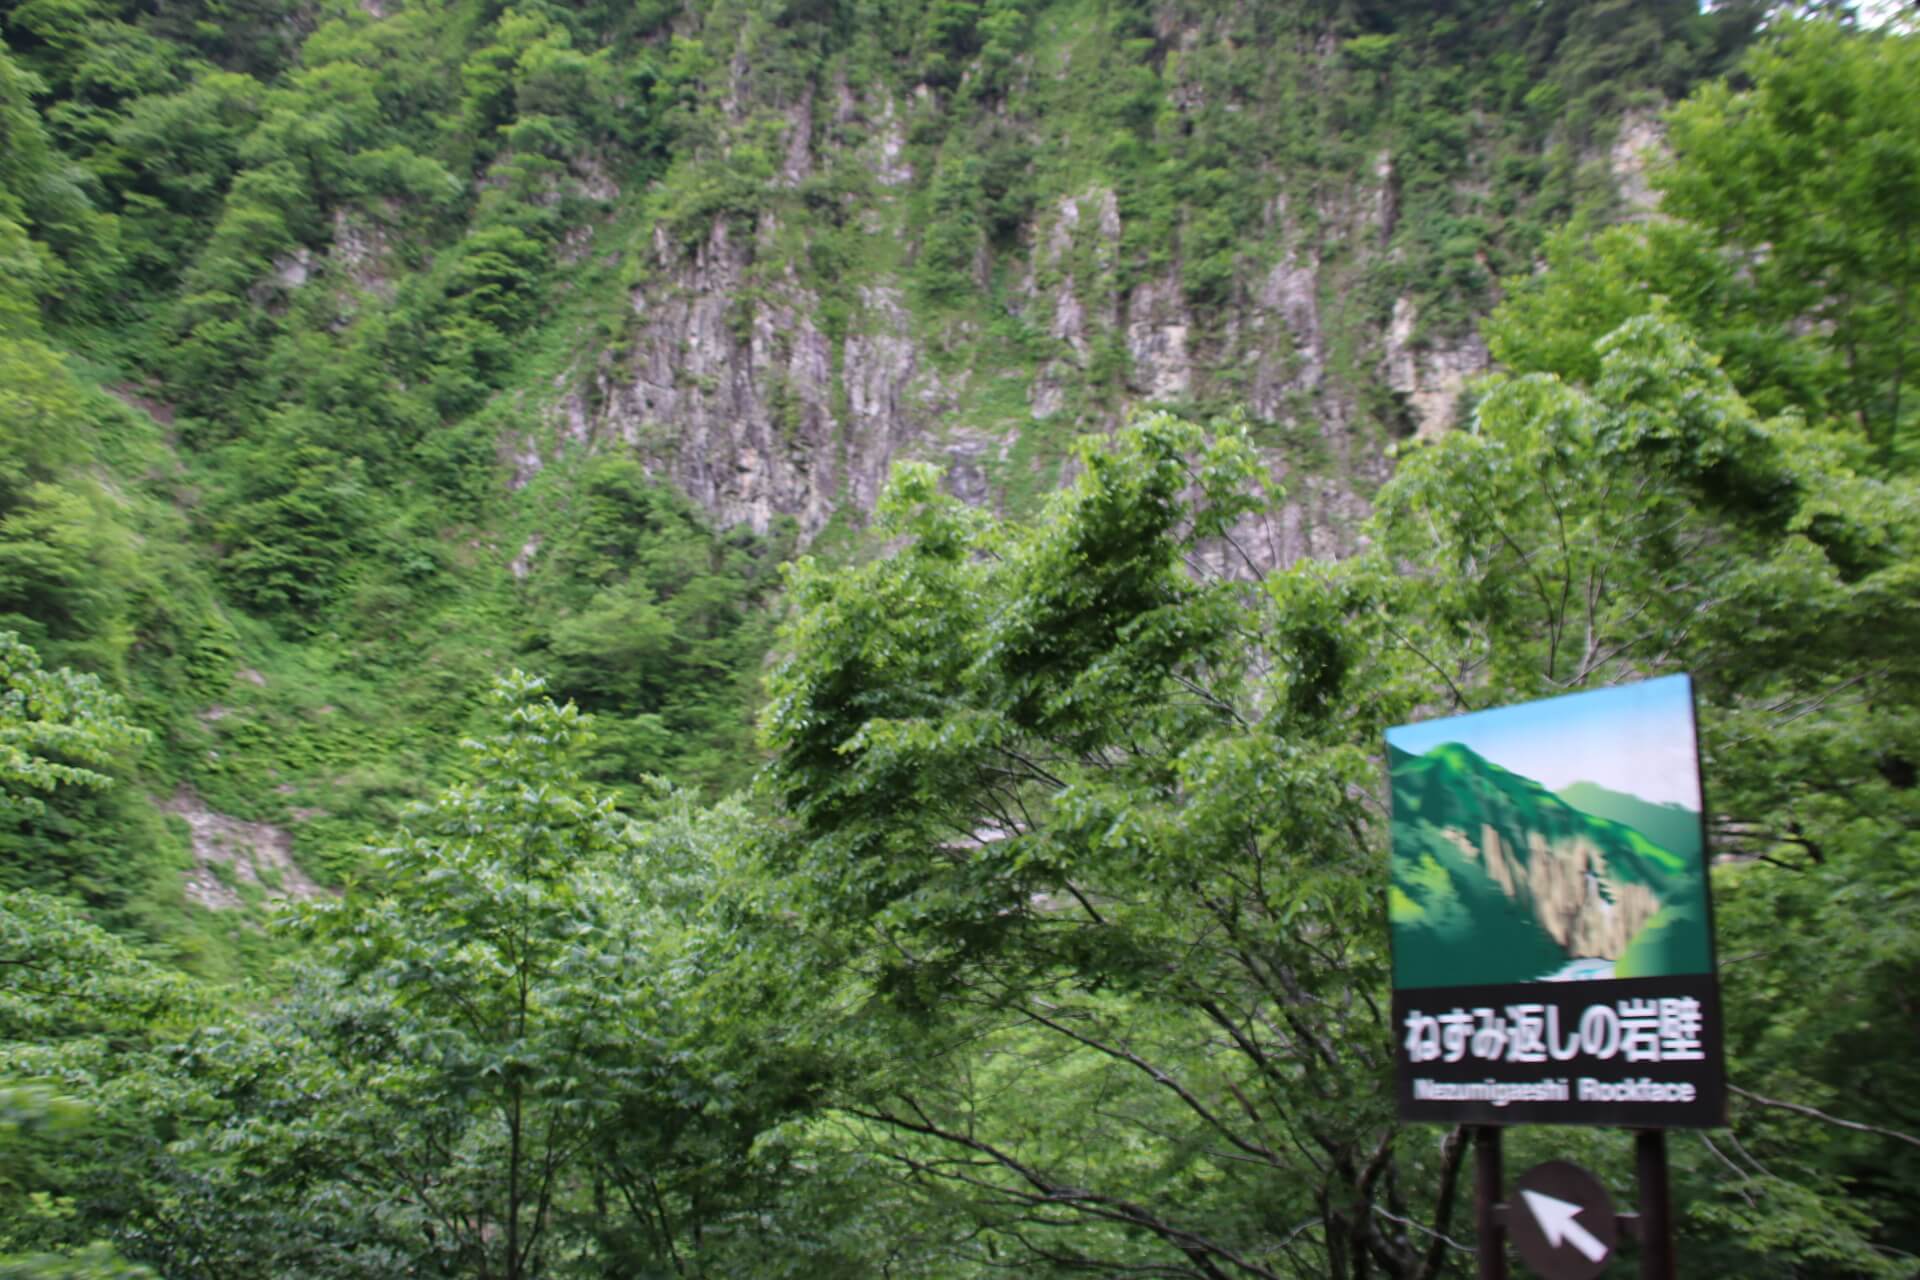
[0,336,88,512]
[0,886,203,1276]
[160,674,826,1278]
[266,673,638,1278]
[763,416,1462,1279]
[0,320,149,680]
[0,41,119,315]
[529,457,781,792]
[1489,21,1920,468]
[0,628,158,914]
[1369,315,1920,1274]
[210,412,373,622]
[101,70,263,286]
[0,632,146,823]
[0,677,186,1278]
[763,342,1920,1276]
[915,144,984,306]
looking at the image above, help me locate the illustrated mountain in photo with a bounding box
[1555,781,1703,865]
[1388,742,1711,989]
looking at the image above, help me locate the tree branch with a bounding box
[1731,1086,1920,1150]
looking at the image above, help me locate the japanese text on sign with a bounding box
[1402,997,1705,1065]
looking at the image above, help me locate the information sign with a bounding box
[1386,675,1726,1127]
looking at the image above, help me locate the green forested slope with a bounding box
[1558,779,1703,862]
[3,0,1919,1276]
[0,0,1759,956]
[0,0,1758,940]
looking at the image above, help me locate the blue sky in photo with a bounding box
[1386,674,1702,809]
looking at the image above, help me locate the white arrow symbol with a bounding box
[1521,1189,1609,1263]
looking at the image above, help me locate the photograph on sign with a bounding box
[1386,675,1726,1127]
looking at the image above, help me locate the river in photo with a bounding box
[1540,958,1616,982]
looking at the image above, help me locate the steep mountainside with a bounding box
[540,0,1748,560]
[0,0,1759,955]
[14,12,1920,1274]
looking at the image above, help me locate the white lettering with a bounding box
[1505,1004,1547,1063]
[1471,1007,1510,1060]
[1618,998,1663,1062]
[1404,1010,1442,1063]
[1575,1077,1701,1103]
[1659,997,1706,1061]
[1579,1003,1621,1058]
[1545,1004,1583,1061]
[1413,1078,1572,1105]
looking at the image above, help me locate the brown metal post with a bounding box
[1474,1126,1507,1280]
[1636,1130,1675,1280]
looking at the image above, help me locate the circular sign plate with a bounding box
[1509,1160,1619,1280]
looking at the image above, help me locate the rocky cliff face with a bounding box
[562,181,1407,568]
[558,184,1387,570]
[1448,822,1662,961]
[1384,295,1490,444]
[506,2,1643,571]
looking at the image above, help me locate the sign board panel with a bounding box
[1387,675,1726,1127]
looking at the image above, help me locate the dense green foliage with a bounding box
[134,678,826,1277]
[0,0,785,958]
[1371,312,1920,1274]
[1487,21,1920,467]
[751,314,1920,1275]
[0,633,147,821]
[0,0,1917,1276]
[0,0,1767,944]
